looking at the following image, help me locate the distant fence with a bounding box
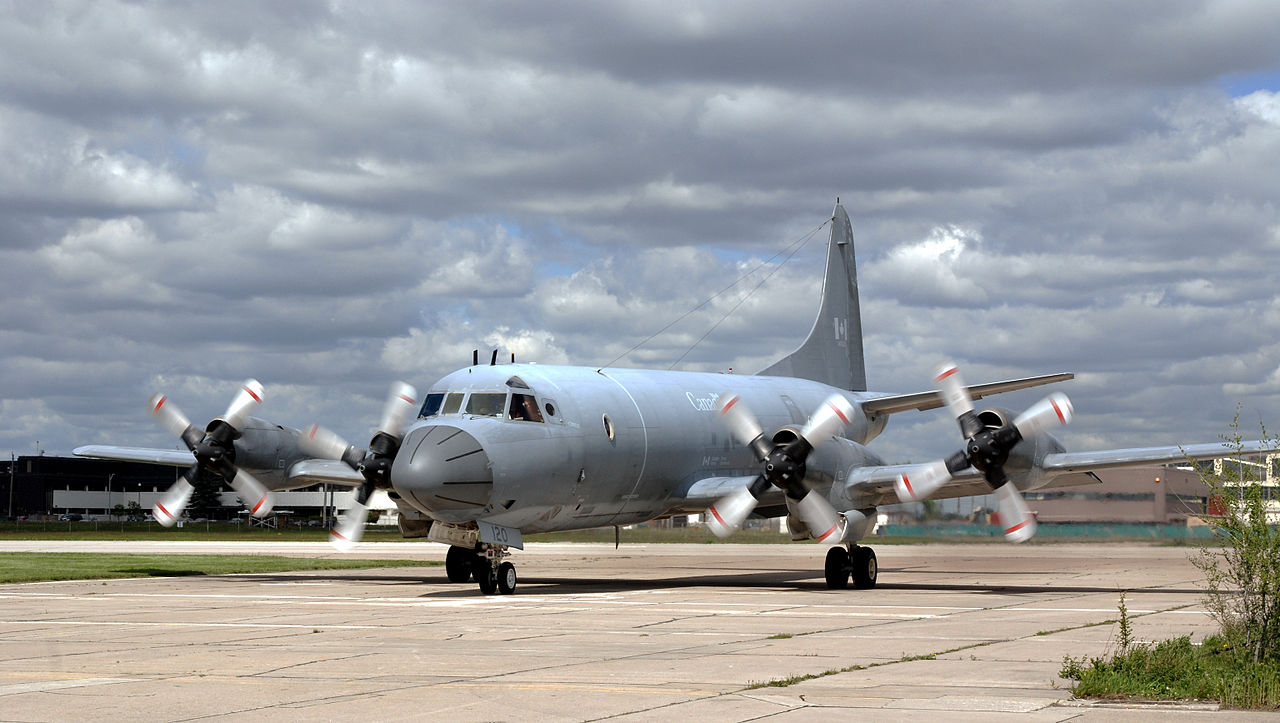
[883,523,1219,540]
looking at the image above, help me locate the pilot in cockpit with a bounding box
[509,393,544,423]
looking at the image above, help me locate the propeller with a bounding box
[894,362,1073,543]
[299,382,418,552]
[147,380,274,526]
[705,393,856,543]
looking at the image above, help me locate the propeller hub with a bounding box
[357,455,395,486]
[764,449,806,490]
[965,425,1021,487]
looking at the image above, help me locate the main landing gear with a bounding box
[824,544,877,590]
[446,543,518,594]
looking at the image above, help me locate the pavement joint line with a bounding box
[0,619,382,630]
[0,677,133,697]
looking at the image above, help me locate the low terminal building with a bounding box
[1025,465,1210,524]
[0,454,369,522]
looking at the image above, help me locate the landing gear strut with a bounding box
[471,543,516,595]
[824,544,877,590]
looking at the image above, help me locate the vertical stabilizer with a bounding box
[758,202,866,391]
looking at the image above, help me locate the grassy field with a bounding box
[0,552,440,584]
[0,522,1016,545]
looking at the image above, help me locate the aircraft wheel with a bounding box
[496,561,517,595]
[824,546,850,590]
[473,556,498,594]
[852,546,877,589]
[445,545,473,583]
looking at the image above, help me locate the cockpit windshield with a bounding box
[418,384,545,423]
[464,393,506,417]
[419,393,444,418]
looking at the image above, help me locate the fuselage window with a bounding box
[509,393,544,422]
[419,393,445,418]
[465,392,507,417]
[441,393,464,415]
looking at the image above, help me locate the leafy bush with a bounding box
[1191,415,1280,664]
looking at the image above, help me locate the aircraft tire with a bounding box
[474,557,498,594]
[445,545,476,583]
[496,562,517,595]
[824,546,850,590]
[852,546,877,589]
[445,545,473,583]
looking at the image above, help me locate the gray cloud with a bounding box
[1,1,1278,466]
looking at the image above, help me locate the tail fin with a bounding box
[758,201,866,391]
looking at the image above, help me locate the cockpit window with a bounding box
[509,393,544,422]
[464,392,506,417]
[505,375,531,390]
[419,393,445,418]
[441,393,464,415]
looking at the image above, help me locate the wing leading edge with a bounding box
[1040,440,1278,475]
[74,445,193,467]
[836,439,1278,509]
[74,445,365,490]
[860,373,1074,416]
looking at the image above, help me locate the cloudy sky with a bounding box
[3,1,1279,466]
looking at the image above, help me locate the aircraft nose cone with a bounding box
[393,425,493,513]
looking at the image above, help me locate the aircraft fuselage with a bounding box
[389,363,888,533]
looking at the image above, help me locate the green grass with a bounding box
[0,552,440,584]
[3,520,1191,545]
[0,521,409,541]
[1061,635,1280,709]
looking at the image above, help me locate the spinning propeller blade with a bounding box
[330,494,371,553]
[378,382,418,440]
[229,469,273,518]
[301,382,418,552]
[222,380,265,432]
[146,380,274,524]
[300,424,355,462]
[994,481,1037,543]
[894,459,951,503]
[935,362,975,420]
[148,394,193,442]
[152,471,195,527]
[705,393,854,540]
[1013,392,1073,438]
[895,362,1073,543]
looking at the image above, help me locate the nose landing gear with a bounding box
[470,543,517,595]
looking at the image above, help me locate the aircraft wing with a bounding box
[284,459,364,488]
[672,475,786,516]
[860,372,1074,416]
[75,445,365,489]
[1040,440,1277,475]
[837,439,1278,509]
[74,445,192,466]
[680,475,771,505]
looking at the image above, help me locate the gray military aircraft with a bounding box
[76,201,1276,595]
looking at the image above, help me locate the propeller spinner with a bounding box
[300,382,418,551]
[705,393,856,543]
[894,362,1073,543]
[147,380,274,526]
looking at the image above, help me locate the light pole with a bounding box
[108,474,115,518]
[8,452,14,519]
